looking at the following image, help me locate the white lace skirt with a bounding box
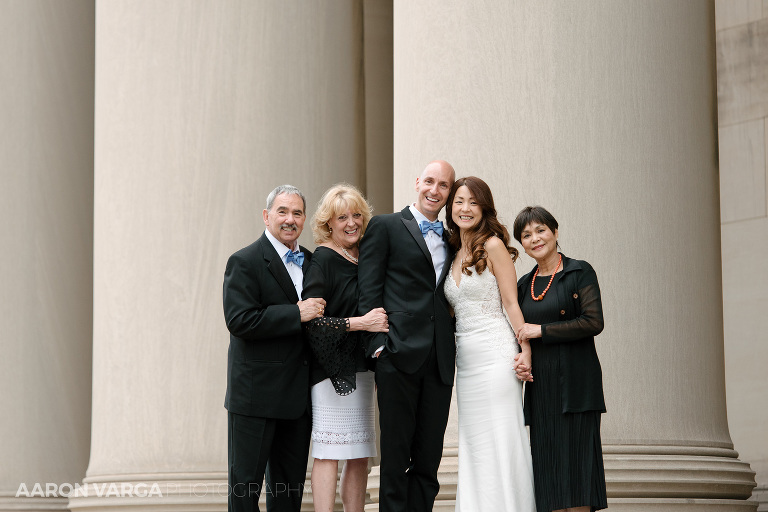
[311,371,376,460]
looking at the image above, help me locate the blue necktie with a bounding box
[419,220,444,237]
[285,250,304,267]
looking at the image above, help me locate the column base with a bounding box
[604,443,757,510]
[366,443,757,511]
[0,493,68,511]
[754,486,768,512]
[67,472,316,511]
[607,498,757,511]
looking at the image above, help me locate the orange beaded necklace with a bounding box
[531,253,562,301]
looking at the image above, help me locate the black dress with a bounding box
[302,246,376,460]
[521,273,607,512]
[303,246,370,391]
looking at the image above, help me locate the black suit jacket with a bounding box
[223,232,312,419]
[357,206,456,385]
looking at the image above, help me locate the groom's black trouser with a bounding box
[375,345,453,512]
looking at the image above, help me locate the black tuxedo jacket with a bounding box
[357,206,456,385]
[223,232,312,419]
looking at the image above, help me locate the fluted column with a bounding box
[383,1,756,511]
[69,2,365,510]
[0,1,95,511]
[362,0,394,215]
[715,2,768,510]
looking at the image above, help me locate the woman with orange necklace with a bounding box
[514,206,607,512]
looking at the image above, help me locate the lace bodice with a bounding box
[444,263,519,363]
[445,264,508,332]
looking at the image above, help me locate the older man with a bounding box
[358,161,457,511]
[223,184,325,512]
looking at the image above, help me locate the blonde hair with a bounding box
[312,183,373,244]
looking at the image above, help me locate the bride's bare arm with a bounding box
[486,237,524,334]
[486,237,532,381]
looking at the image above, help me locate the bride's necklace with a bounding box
[334,241,358,263]
[531,253,562,301]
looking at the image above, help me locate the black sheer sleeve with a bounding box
[302,252,358,395]
[541,264,604,343]
[304,316,357,395]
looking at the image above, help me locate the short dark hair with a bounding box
[512,206,559,243]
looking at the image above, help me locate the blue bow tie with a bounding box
[285,250,305,267]
[419,220,444,237]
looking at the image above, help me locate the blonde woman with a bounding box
[303,184,388,512]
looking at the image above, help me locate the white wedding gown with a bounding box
[444,264,536,512]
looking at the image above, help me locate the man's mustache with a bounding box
[279,223,297,230]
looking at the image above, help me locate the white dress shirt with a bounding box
[264,229,304,297]
[409,204,447,285]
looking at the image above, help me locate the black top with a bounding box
[517,254,606,422]
[520,274,564,426]
[521,273,563,325]
[302,246,369,393]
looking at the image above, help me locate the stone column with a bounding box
[715,2,768,510]
[0,1,94,511]
[69,2,364,510]
[363,0,394,215]
[379,1,757,511]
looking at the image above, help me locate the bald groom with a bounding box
[357,161,457,512]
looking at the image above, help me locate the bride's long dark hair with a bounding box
[445,176,518,276]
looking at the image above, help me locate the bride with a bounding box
[443,176,536,511]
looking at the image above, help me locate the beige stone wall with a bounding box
[716,1,768,509]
